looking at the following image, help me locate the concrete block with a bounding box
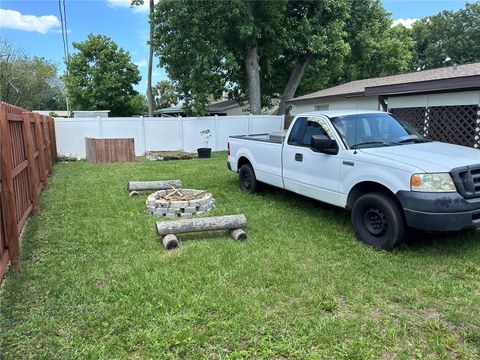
[170,201,188,208]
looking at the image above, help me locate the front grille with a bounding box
[451,165,480,199]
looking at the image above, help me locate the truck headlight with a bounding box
[410,173,456,192]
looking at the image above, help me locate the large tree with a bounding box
[153,80,178,109]
[297,0,414,96]
[411,3,480,70]
[152,0,349,115]
[63,34,141,116]
[0,38,66,110]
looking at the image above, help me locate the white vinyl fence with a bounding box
[54,115,284,158]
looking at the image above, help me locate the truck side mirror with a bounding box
[311,135,339,155]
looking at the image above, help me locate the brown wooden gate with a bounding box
[0,102,56,281]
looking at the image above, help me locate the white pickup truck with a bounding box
[227,110,480,249]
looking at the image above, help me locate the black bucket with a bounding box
[197,148,211,158]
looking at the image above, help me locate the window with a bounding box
[314,104,329,111]
[288,117,307,145]
[302,121,328,146]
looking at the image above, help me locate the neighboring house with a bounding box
[34,110,111,118]
[33,110,71,118]
[154,99,249,117]
[73,110,110,118]
[154,98,280,117]
[288,62,480,148]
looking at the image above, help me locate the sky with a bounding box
[0,0,473,94]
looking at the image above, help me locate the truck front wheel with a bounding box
[239,164,260,194]
[351,192,406,250]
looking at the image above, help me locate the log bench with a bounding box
[156,214,247,250]
[127,180,182,196]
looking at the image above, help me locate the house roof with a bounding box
[33,110,71,117]
[289,62,480,103]
[154,99,243,116]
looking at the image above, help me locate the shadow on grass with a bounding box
[246,181,480,254]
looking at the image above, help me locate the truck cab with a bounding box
[228,111,480,249]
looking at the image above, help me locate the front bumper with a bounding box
[397,191,480,232]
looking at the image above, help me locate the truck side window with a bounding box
[302,121,329,146]
[288,117,307,145]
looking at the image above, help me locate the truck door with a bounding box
[291,117,342,206]
[282,117,308,192]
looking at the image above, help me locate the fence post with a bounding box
[34,113,48,187]
[140,115,146,155]
[214,114,219,151]
[0,104,21,272]
[41,116,53,174]
[22,112,40,214]
[48,117,57,161]
[179,116,184,151]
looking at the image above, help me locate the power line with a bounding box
[62,0,70,59]
[58,0,68,62]
[58,0,70,116]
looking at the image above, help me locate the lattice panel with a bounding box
[390,107,428,137]
[427,105,479,148]
[390,105,480,148]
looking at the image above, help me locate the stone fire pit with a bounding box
[146,188,215,218]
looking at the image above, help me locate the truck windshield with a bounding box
[330,113,429,149]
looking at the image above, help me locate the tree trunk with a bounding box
[245,40,262,115]
[147,0,154,117]
[156,214,247,236]
[127,180,182,192]
[276,57,311,115]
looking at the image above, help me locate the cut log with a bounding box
[230,229,247,241]
[156,214,247,236]
[162,234,179,250]
[127,180,182,192]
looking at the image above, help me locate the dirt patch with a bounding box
[146,151,195,161]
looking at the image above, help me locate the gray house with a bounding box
[288,63,480,148]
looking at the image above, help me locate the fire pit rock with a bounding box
[146,189,215,218]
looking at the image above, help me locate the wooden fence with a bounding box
[0,102,56,281]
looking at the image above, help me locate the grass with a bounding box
[1,152,479,359]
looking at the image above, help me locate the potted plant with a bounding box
[197,129,212,158]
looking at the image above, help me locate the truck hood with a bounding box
[360,142,480,172]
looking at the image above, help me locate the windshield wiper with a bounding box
[397,137,430,144]
[350,141,393,149]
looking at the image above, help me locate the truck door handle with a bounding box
[295,153,303,162]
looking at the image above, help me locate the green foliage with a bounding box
[0,38,66,110]
[152,80,178,109]
[411,3,480,69]
[128,93,148,116]
[63,34,142,116]
[1,153,480,358]
[153,1,351,114]
[299,0,414,95]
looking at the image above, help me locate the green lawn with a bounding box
[1,152,479,359]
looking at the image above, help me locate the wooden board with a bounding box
[85,138,135,164]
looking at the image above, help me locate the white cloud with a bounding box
[135,59,147,67]
[392,18,418,29]
[0,9,60,34]
[107,0,159,13]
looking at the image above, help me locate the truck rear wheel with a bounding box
[351,192,406,250]
[239,164,260,194]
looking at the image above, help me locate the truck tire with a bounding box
[351,192,406,250]
[239,164,260,194]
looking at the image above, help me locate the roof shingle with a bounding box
[289,62,480,103]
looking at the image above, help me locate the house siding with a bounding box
[290,96,379,115]
[388,91,480,108]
